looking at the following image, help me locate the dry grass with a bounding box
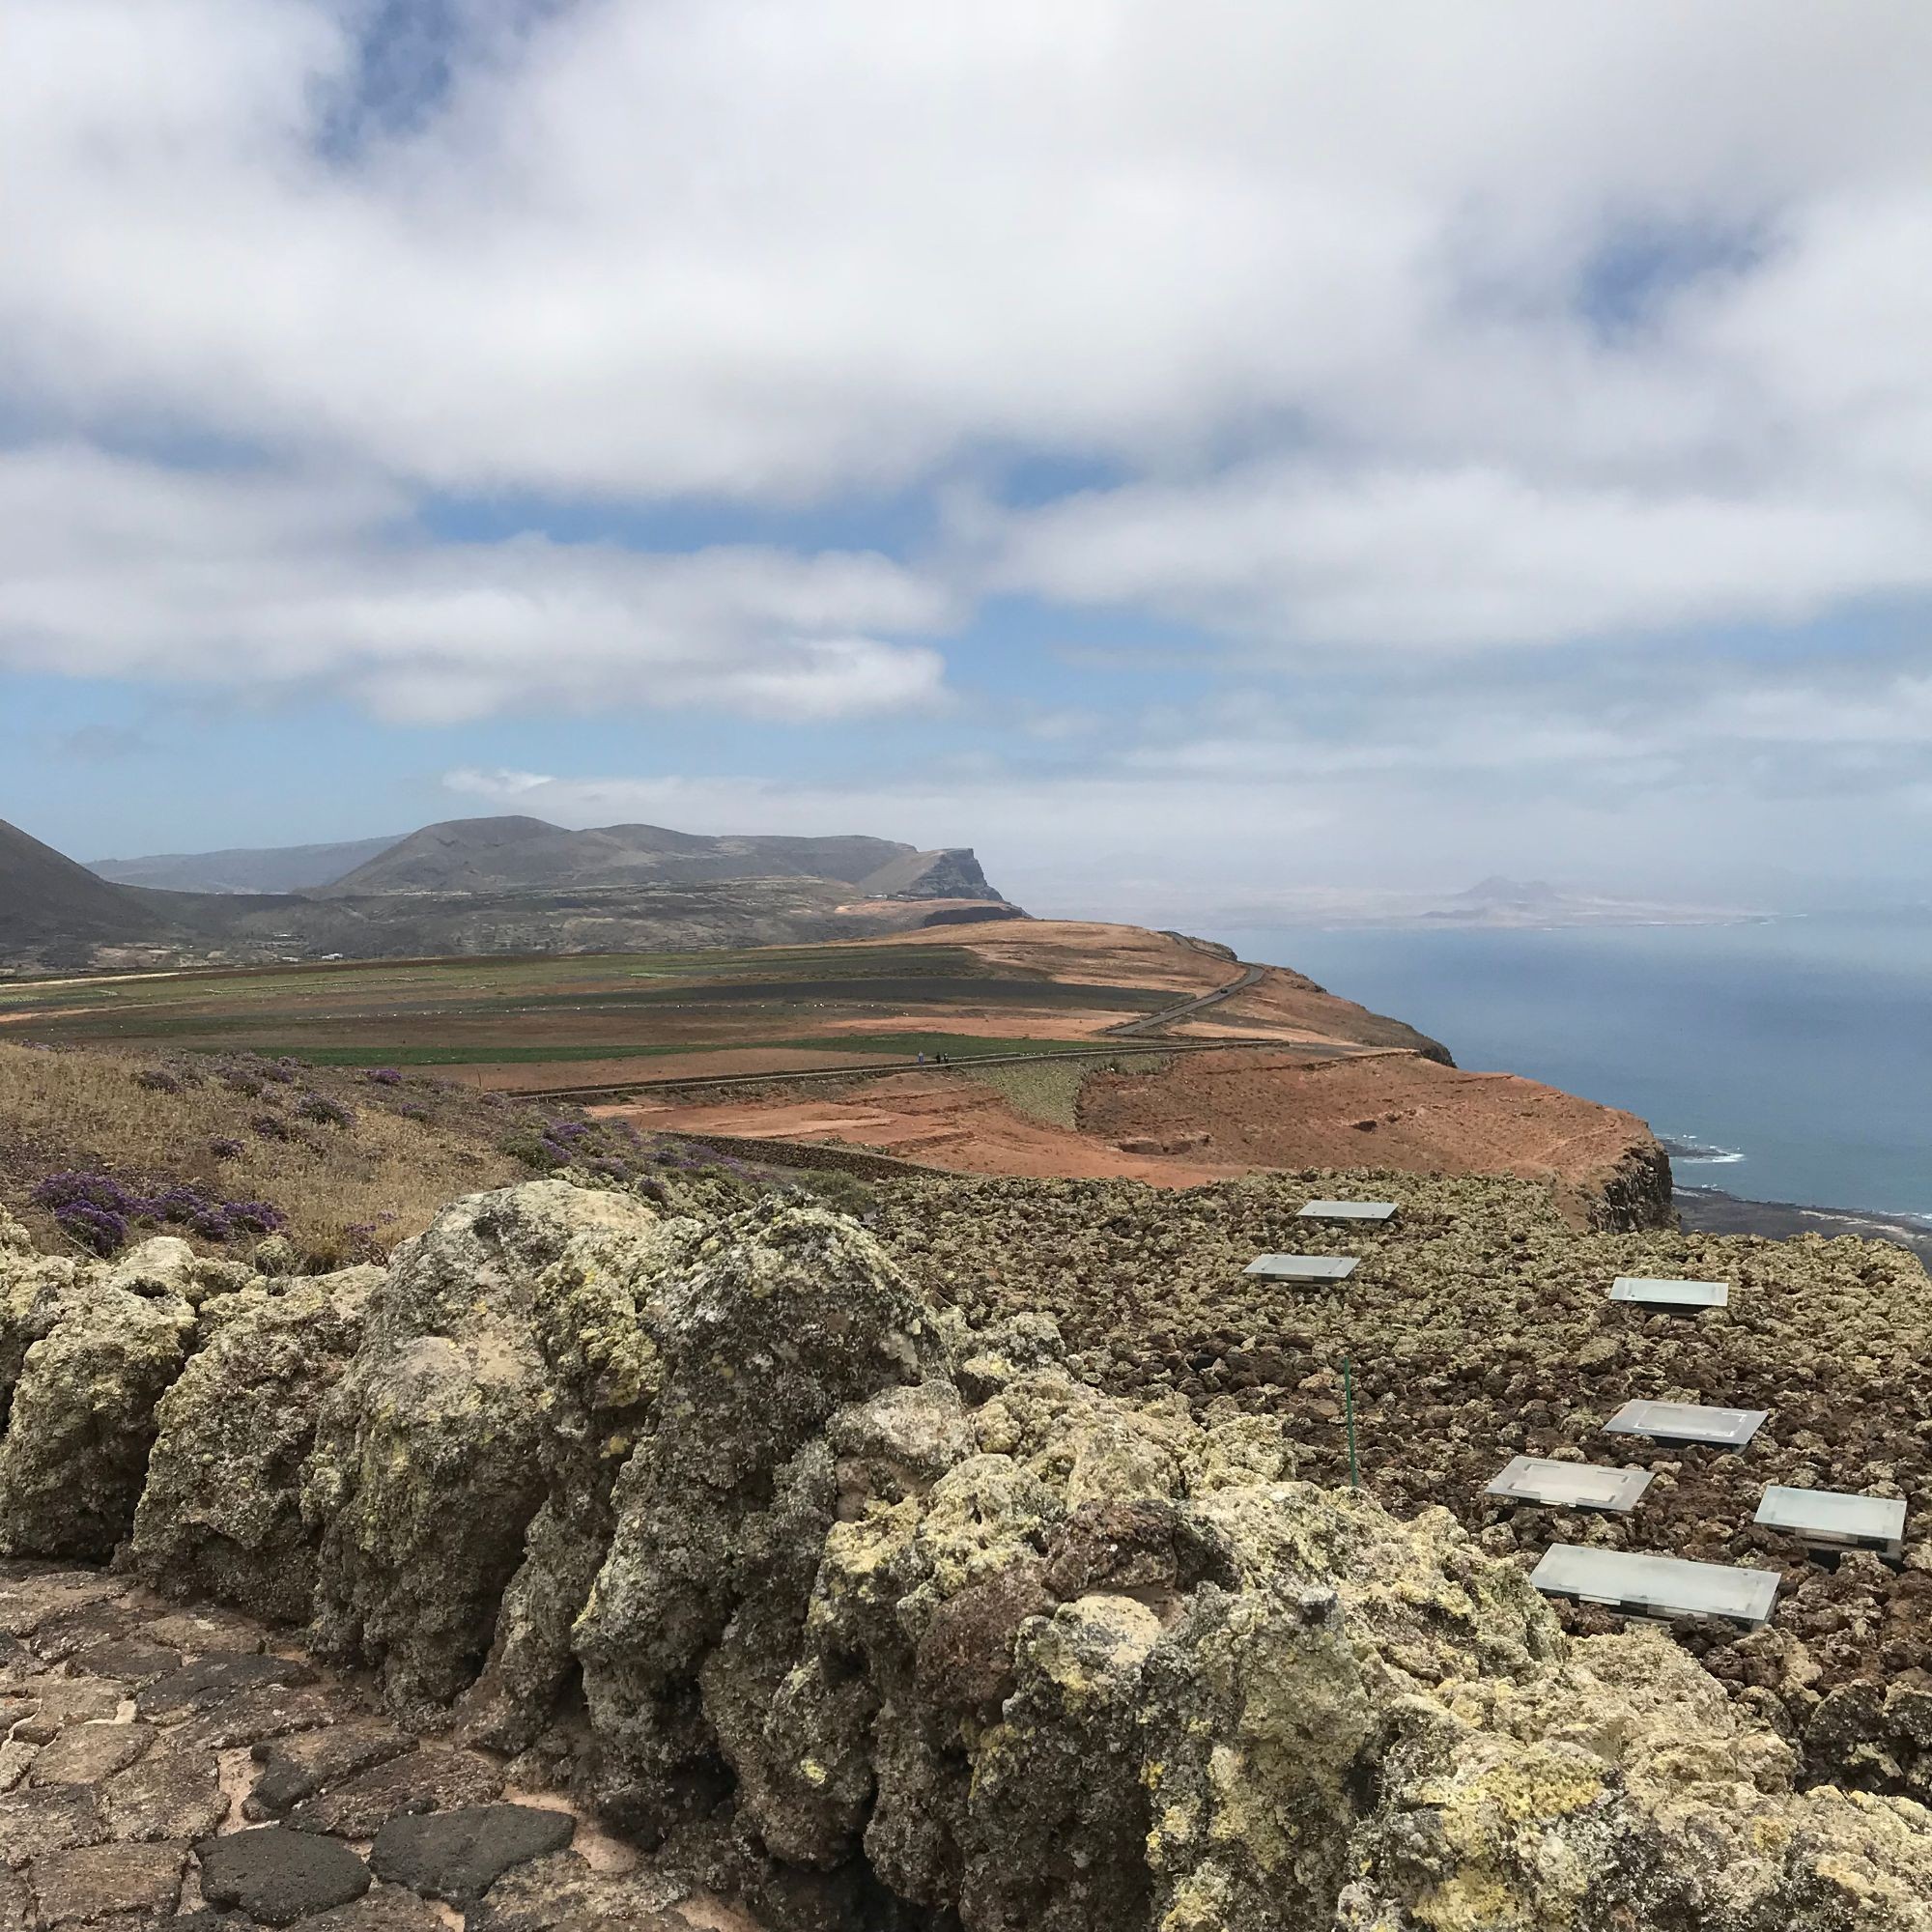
[963,1053,1173,1128]
[0,1041,526,1264]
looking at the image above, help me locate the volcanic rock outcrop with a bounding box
[3,1190,1932,1927]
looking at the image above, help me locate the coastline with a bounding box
[1675,1182,1932,1265]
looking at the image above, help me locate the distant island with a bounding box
[1209,875,1765,929]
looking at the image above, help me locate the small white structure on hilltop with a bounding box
[1756,1485,1907,1562]
[1243,1254,1358,1281]
[1484,1456,1652,1514]
[1609,1276,1729,1311]
[1604,1399,1767,1449]
[1531,1543,1779,1629]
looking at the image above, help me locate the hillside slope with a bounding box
[0,816,177,956]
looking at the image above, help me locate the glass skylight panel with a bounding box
[1603,1400,1768,1448]
[1484,1456,1652,1513]
[1755,1485,1907,1559]
[1531,1544,1779,1629]
[1297,1201,1398,1223]
[1242,1254,1359,1281]
[1609,1276,1729,1310]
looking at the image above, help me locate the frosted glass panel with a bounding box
[1297,1201,1398,1222]
[1604,1400,1767,1447]
[1756,1485,1906,1555]
[1243,1254,1358,1280]
[1485,1456,1652,1513]
[1532,1543,1778,1627]
[1609,1276,1729,1309]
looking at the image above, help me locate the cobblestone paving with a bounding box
[0,1563,730,1930]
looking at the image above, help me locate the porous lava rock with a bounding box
[132,1265,383,1623]
[0,1239,196,1558]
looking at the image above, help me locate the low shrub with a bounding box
[27,1169,286,1257]
[294,1092,355,1129]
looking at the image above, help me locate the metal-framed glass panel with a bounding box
[1531,1543,1778,1628]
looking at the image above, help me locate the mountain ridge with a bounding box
[3,813,1016,973]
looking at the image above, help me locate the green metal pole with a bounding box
[1344,1353,1359,1490]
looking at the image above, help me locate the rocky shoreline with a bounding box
[1677,1182,1932,1264]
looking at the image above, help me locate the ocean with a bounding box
[1212,914,1932,1222]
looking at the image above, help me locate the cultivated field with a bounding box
[0,922,1430,1092]
[0,941,1137,1079]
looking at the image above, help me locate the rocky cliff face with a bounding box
[3,1187,1930,1929]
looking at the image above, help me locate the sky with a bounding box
[5,0,1932,921]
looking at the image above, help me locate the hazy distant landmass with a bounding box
[1208,876,1764,929]
[91,834,406,895]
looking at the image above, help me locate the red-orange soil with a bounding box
[598,1072,1241,1184]
[1082,1050,1660,1198]
[601,1044,1663,1210]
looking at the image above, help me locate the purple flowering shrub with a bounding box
[29,1170,286,1258]
[364,1067,405,1086]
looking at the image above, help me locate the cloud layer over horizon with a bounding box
[6,0,1932,908]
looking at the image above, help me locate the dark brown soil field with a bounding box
[866,1168,1932,1796]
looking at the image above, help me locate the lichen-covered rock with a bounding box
[0,1261,195,1559]
[461,1199,699,1752]
[575,1200,948,1840]
[131,1266,383,1622]
[302,1183,667,1715]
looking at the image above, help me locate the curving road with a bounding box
[1100,960,1265,1037]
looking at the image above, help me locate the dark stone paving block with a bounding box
[468,1850,695,1932]
[138,1656,317,1720]
[369,1805,575,1908]
[162,1686,334,1755]
[302,1883,447,1930]
[29,1721,153,1788]
[8,1680,123,1741]
[195,1828,370,1928]
[70,1636,184,1687]
[140,1611,266,1658]
[101,1741,227,1843]
[0,1575,126,1640]
[0,1742,37,1794]
[24,1604,139,1664]
[25,1839,185,1926]
[0,1637,46,1686]
[286,1747,502,1839]
[0,1785,107,1870]
[245,1722,415,1821]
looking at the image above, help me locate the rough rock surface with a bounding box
[132,1266,382,1624]
[0,1236,196,1559]
[4,1182,1932,1927]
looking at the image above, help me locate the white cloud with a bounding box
[5,0,1932,819]
[982,463,1932,651]
[0,445,953,721]
[5,0,1932,513]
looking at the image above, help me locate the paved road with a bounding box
[1100,960,1266,1037]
